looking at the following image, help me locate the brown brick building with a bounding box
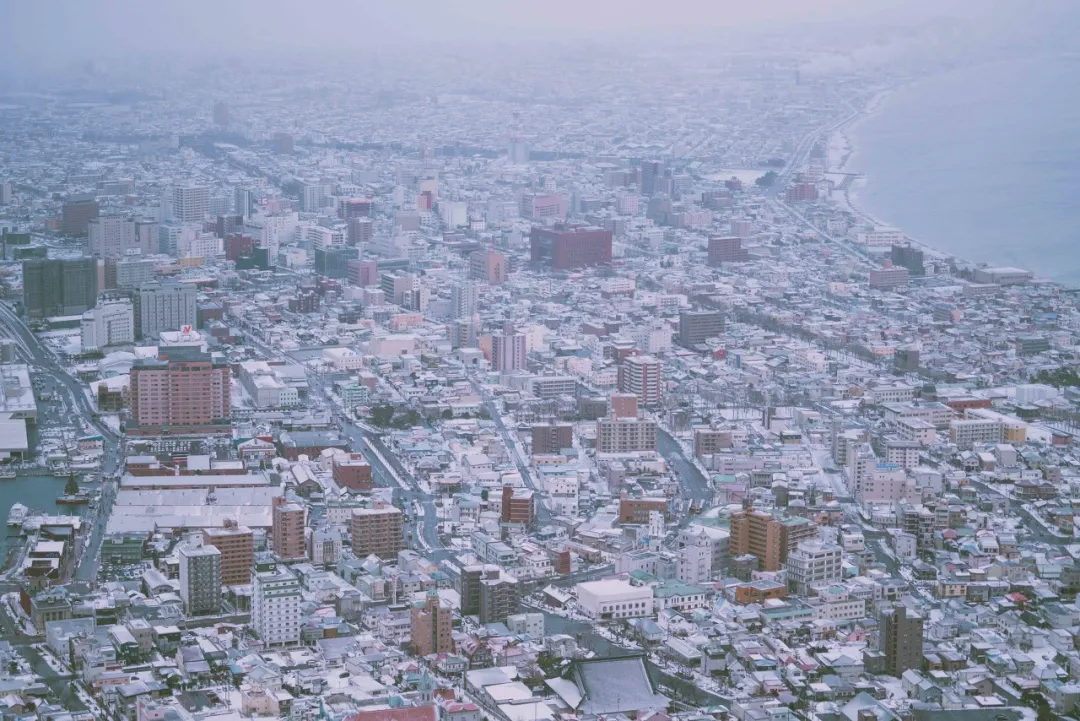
[350,506,403,559]
[618,497,670,525]
[531,424,572,455]
[333,456,373,492]
[410,590,453,657]
[202,524,254,586]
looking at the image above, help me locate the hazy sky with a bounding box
[0,0,1073,76]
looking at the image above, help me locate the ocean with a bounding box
[847,55,1080,287]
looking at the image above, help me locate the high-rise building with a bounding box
[457,564,500,616]
[411,589,453,657]
[272,497,306,561]
[492,330,526,372]
[88,216,135,258]
[707,235,750,265]
[617,355,662,407]
[252,556,301,647]
[0,182,12,205]
[450,281,479,319]
[640,160,666,196]
[469,248,507,284]
[109,257,156,290]
[596,416,658,454]
[501,485,535,526]
[479,576,518,624]
[202,525,254,587]
[891,244,926,276]
[881,605,924,676]
[178,544,221,616]
[531,424,572,455]
[347,217,374,246]
[80,295,134,350]
[128,346,230,434]
[166,185,210,224]
[22,258,98,319]
[235,188,253,219]
[350,506,403,559]
[678,310,725,349]
[785,541,843,595]
[530,225,612,270]
[677,527,714,585]
[135,282,197,339]
[62,199,100,236]
[274,132,294,155]
[339,197,373,220]
[730,509,784,572]
[609,392,639,419]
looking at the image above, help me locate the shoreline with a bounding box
[824,85,988,273]
[825,83,1002,274]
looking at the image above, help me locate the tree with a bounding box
[441,409,453,420]
[64,473,79,496]
[755,171,778,187]
[370,405,395,427]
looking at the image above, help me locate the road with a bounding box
[470,378,554,526]
[656,427,714,505]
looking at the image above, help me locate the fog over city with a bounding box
[0,2,1079,721]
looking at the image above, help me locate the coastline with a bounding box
[825,86,982,271]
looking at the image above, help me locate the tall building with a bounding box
[252,556,301,647]
[501,485,535,526]
[678,310,725,349]
[272,497,306,561]
[22,257,98,319]
[530,225,612,270]
[80,295,134,350]
[707,235,750,265]
[62,199,99,236]
[128,346,230,434]
[178,544,221,616]
[596,416,657,453]
[479,576,518,624]
[785,541,843,595]
[469,248,507,284]
[459,564,501,616]
[411,589,453,657]
[88,216,135,258]
[135,282,197,339]
[531,423,572,455]
[492,329,526,372]
[881,605,924,676]
[350,506,403,559]
[640,160,666,196]
[235,188,253,219]
[347,217,374,246]
[109,257,157,290]
[450,281,479,319]
[677,527,714,585]
[166,185,210,224]
[618,355,662,407]
[730,509,784,572]
[202,525,254,587]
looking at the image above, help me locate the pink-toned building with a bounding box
[521,193,567,221]
[128,347,230,435]
[492,329,526,372]
[469,248,507,285]
[272,496,306,560]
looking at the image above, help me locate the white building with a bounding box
[238,361,300,408]
[785,541,843,596]
[506,612,545,638]
[810,584,865,622]
[253,563,301,647]
[165,185,210,224]
[574,580,653,620]
[81,296,135,351]
[677,527,713,585]
[439,201,468,228]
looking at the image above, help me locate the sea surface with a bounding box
[848,55,1080,287]
[0,474,88,568]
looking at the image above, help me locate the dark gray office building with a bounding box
[22,257,98,319]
